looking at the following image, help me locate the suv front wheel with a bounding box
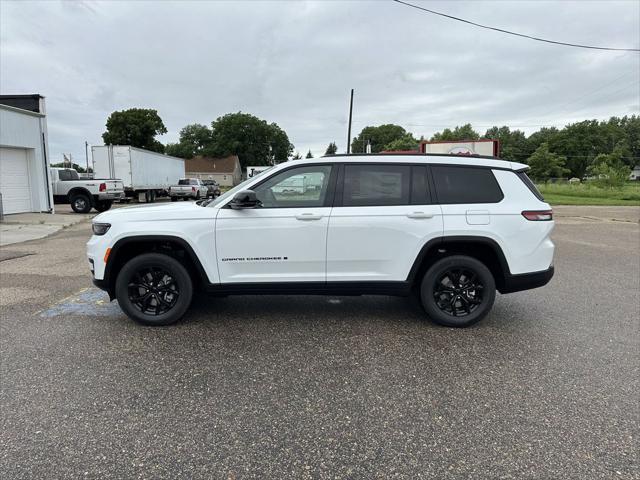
[115,253,193,326]
[420,255,496,328]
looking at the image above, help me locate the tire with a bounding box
[420,255,496,328]
[195,191,201,200]
[149,190,156,203]
[115,253,194,326]
[94,200,112,212]
[70,193,92,213]
[171,197,178,202]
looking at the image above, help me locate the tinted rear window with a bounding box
[432,166,503,204]
[516,171,545,201]
[178,179,198,185]
[343,164,410,206]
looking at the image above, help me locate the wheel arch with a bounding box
[407,236,511,292]
[68,187,92,201]
[103,235,209,298]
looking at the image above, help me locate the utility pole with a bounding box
[85,141,89,172]
[346,89,354,155]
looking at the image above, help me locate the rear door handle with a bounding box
[295,213,323,221]
[406,212,434,219]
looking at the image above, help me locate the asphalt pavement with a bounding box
[0,206,638,479]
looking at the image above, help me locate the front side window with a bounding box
[432,166,503,204]
[254,165,333,208]
[343,164,410,206]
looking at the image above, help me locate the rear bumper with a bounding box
[500,266,554,294]
[97,192,125,200]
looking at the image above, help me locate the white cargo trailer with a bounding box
[92,145,185,202]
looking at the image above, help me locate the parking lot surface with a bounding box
[0,206,638,479]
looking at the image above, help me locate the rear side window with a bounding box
[432,166,503,204]
[343,164,410,206]
[58,169,79,181]
[516,171,545,201]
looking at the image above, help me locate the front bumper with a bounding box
[500,266,554,294]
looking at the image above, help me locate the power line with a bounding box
[392,0,640,52]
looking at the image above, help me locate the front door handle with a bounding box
[406,212,434,219]
[295,213,323,221]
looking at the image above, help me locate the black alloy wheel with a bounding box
[115,253,193,326]
[420,255,496,328]
[128,266,180,316]
[433,268,483,317]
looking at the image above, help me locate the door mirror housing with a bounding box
[229,190,261,209]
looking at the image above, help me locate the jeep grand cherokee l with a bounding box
[87,154,554,327]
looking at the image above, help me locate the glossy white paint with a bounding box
[87,155,555,285]
[326,205,443,281]
[216,206,331,282]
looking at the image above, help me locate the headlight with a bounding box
[92,223,111,235]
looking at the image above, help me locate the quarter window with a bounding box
[432,166,503,204]
[343,164,410,206]
[254,165,332,208]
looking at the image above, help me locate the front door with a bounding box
[216,164,335,284]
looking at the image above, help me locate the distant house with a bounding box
[630,165,640,181]
[185,155,242,187]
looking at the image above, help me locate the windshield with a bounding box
[203,167,274,207]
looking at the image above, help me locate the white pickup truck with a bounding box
[168,178,208,201]
[50,168,125,213]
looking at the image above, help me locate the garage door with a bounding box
[0,147,32,214]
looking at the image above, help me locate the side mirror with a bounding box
[230,190,261,209]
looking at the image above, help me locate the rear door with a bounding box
[216,163,336,283]
[326,163,443,282]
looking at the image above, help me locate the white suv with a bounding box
[87,154,554,327]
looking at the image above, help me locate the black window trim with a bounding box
[428,164,504,205]
[515,169,545,201]
[226,162,338,209]
[333,162,434,208]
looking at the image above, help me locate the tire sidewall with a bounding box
[115,253,193,326]
[420,255,496,328]
[70,194,91,213]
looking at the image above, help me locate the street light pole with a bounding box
[85,141,89,172]
[346,89,354,155]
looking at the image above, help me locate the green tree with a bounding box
[383,134,419,151]
[305,150,313,159]
[325,142,338,155]
[587,143,632,187]
[484,126,528,162]
[165,124,213,158]
[526,143,569,181]
[351,124,414,154]
[102,108,167,153]
[431,124,480,142]
[208,112,293,168]
[526,127,560,158]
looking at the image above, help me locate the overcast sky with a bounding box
[1,0,639,164]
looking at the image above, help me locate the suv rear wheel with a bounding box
[115,253,193,326]
[70,193,92,213]
[420,255,496,328]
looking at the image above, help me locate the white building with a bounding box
[0,95,54,215]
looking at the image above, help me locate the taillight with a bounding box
[99,183,106,192]
[522,210,553,221]
[192,186,196,192]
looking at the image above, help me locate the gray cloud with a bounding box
[1,0,638,163]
